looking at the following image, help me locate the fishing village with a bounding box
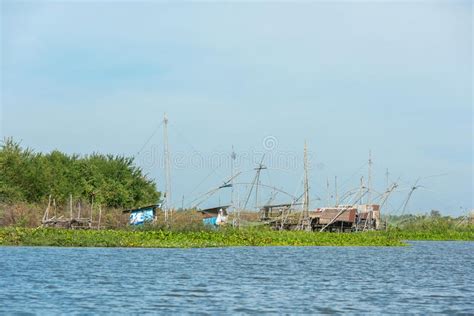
[31,115,424,233]
[1,115,472,248]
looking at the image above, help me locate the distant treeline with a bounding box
[0,138,160,208]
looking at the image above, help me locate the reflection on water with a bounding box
[0,242,473,314]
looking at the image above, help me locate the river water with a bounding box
[0,242,472,314]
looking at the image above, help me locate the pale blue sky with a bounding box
[1,1,472,215]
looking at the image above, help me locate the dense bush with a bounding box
[0,138,160,208]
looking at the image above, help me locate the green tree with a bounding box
[0,138,160,208]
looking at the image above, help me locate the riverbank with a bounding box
[384,229,474,241]
[0,227,472,248]
[0,227,403,247]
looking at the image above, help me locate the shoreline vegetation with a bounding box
[1,203,473,248]
[0,227,472,248]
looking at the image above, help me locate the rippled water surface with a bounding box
[1,242,473,314]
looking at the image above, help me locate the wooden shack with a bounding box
[260,203,383,232]
[309,207,357,232]
[198,205,229,226]
[123,205,160,226]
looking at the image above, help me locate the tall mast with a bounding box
[326,177,330,206]
[334,176,338,206]
[254,158,266,210]
[255,169,260,210]
[367,150,372,205]
[163,113,172,222]
[231,146,236,207]
[231,146,238,225]
[243,155,266,211]
[303,142,310,219]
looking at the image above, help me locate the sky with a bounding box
[1,0,472,215]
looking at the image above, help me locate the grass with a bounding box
[1,226,471,248]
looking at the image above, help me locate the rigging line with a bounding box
[395,177,412,188]
[308,188,322,203]
[288,172,305,212]
[383,200,397,214]
[243,155,266,210]
[337,162,368,194]
[171,121,226,178]
[265,168,273,189]
[189,187,222,209]
[184,158,226,206]
[264,172,276,204]
[243,169,260,210]
[339,161,368,188]
[320,190,369,232]
[416,187,456,211]
[279,177,305,230]
[187,173,242,208]
[256,167,296,174]
[270,170,305,229]
[268,192,278,205]
[232,182,296,200]
[170,122,201,154]
[136,121,164,157]
[398,179,421,215]
[171,121,230,197]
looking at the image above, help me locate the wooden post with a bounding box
[43,195,52,223]
[90,196,94,227]
[69,194,73,220]
[78,201,81,219]
[98,205,102,230]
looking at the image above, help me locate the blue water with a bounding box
[0,242,473,314]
